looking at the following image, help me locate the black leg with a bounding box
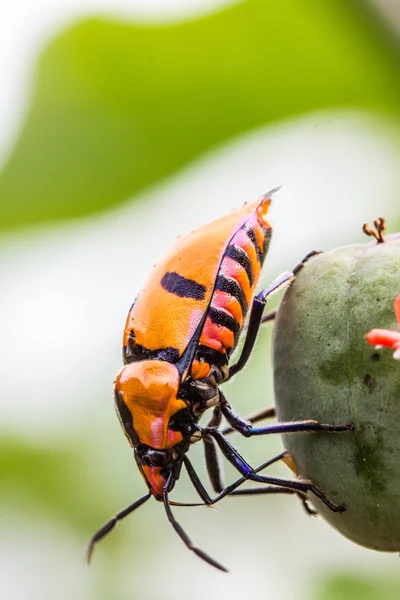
[242,309,276,331]
[227,271,294,380]
[259,309,277,326]
[204,450,318,516]
[205,404,277,490]
[206,405,222,428]
[86,493,151,563]
[203,406,225,492]
[190,405,314,509]
[204,435,225,493]
[184,456,212,504]
[175,450,318,516]
[292,249,322,276]
[163,474,228,572]
[206,450,289,503]
[228,487,294,497]
[226,483,318,517]
[219,392,353,438]
[220,407,317,514]
[204,428,344,513]
[228,250,321,380]
[220,405,276,436]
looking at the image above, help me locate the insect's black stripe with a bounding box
[194,344,228,367]
[260,224,272,256]
[242,224,262,263]
[114,391,139,445]
[160,271,206,300]
[124,330,180,364]
[225,244,254,287]
[215,275,248,316]
[208,307,240,339]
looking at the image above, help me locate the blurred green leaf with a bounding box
[316,572,400,600]
[0,0,400,229]
[0,434,132,532]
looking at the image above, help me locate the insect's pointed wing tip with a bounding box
[261,186,282,204]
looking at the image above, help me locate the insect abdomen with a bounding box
[196,207,272,363]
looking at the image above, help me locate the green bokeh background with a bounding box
[1,1,400,599]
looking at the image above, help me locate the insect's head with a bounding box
[133,443,187,500]
[114,360,192,499]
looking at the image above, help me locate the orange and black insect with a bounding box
[87,191,351,571]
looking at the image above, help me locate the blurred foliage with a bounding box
[0,0,400,229]
[0,435,114,530]
[317,572,400,600]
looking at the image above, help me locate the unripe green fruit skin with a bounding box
[273,234,400,551]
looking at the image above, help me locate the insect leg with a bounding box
[220,412,316,514]
[220,405,276,436]
[203,428,344,513]
[174,452,315,515]
[204,405,277,491]
[86,492,151,563]
[219,391,353,437]
[292,249,322,276]
[228,271,294,379]
[206,450,290,503]
[259,309,277,326]
[206,451,317,515]
[183,456,212,503]
[163,474,228,572]
[203,406,225,492]
[229,251,322,379]
[204,434,225,493]
[206,405,223,428]
[226,486,316,515]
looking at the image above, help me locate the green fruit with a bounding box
[273,232,400,551]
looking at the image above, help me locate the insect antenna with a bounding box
[86,492,151,563]
[163,477,228,572]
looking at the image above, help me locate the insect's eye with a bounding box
[147,450,169,467]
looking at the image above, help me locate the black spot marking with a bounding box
[371,352,380,362]
[195,345,228,367]
[208,307,240,339]
[124,330,180,364]
[260,224,272,255]
[363,373,376,394]
[156,347,181,362]
[263,227,272,253]
[114,391,138,445]
[242,224,263,263]
[225,245,254,286]
[216,275,248,315]
[161,271,206,300]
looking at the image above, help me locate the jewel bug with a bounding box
[88,191,352,571]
